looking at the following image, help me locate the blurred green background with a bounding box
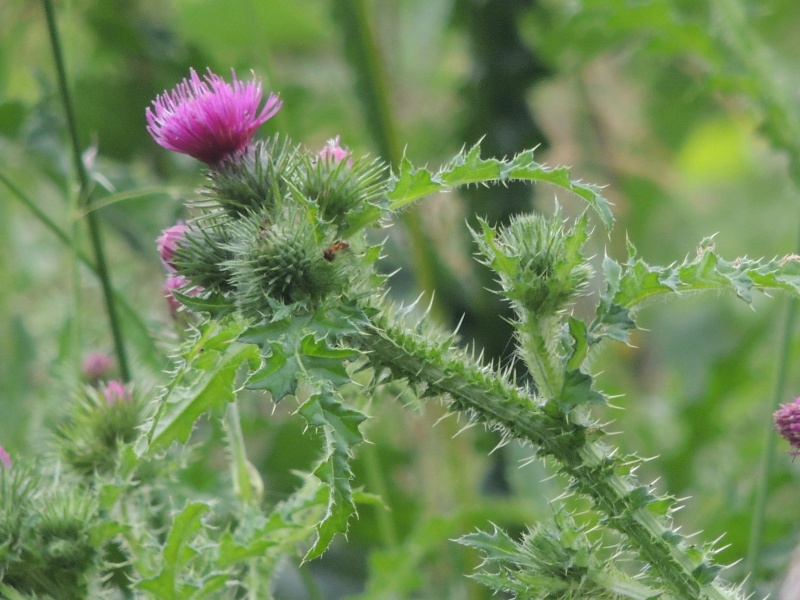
[2,0,800,597]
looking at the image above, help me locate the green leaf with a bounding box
[245,341,299,400]
[244,309,361,401]
[559,369,605,411]
[386,144,614,230]
[300,335,359,385]
[298,388,367,560]
[593,239,800,346]
[143,320,258,454]
[136,502,212,598]
[172,290,234,317]
[457,526,521,563]
[566,316,591,371]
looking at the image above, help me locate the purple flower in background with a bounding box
[0,445,11,469]
[774,397,800,456]
[82,351,114,382]
[146,68,282,166]
[157,222,188,272]
[103,380,132,405]
[319,135,352,165]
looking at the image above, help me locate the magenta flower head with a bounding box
[146,67,282,166]
[103,380,132,405]
[774,397,800,456]
[319,135,352,165]
[157,222,188,272]
[82,351,114,383]
[0,445,11,469]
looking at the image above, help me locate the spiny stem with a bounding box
[359,310,740,600]
[41,0,130,381]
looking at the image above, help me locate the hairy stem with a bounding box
[357,310,740,600]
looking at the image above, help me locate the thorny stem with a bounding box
[42,0,131,381]
[358,310,740,600]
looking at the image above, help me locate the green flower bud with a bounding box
[172,221,236,293]
[297,148,387,231]
[200,136,298,216]
[475,208,592,318]
[225,205,347,315]
[54,383,144,477]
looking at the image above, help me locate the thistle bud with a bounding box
[102,380,132,405]
[157,222,188,272]
[0,445,11,469]
[319,136,352,166]
[81,351,114,383]
[55,384,144,477]
[298,139,386,228]
[475,208,592,318]
[227,211,343,315]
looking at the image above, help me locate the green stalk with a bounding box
[358,310,741,600]
[222,401,261,598]
[224,401,256,506]
[41,0,130,381]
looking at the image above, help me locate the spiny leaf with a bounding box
[135,502,211,598]
[245,341,297,400]
[298,388,367,560]
[593,240,800,346]
[386,144,613,230]
[172,290,234,318]
[559,369,605,411]
[143,320,258,455]
[245,335,358,401]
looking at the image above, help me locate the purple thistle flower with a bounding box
[103,380,132,405]
[146,67,282,166]
[82,351,114,382]
[157,222,189,272]
[774,397,800,456]
[0,445,11,469]
[319,135,352,165]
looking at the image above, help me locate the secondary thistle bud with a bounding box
[55,384,144,477]
[775,397,800,456]
[103,380,132,405]
[81,352,114,383]
[475,208,592,318]
[227,211,343,314]
[157,222,188,271]
[298,140,386,229]
[0,445,11,469]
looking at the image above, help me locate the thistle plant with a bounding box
[132,67,800,598]
[5,60,800,598]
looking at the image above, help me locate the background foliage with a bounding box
[1,0,800,597]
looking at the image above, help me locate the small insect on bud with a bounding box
[323,240,350,262]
